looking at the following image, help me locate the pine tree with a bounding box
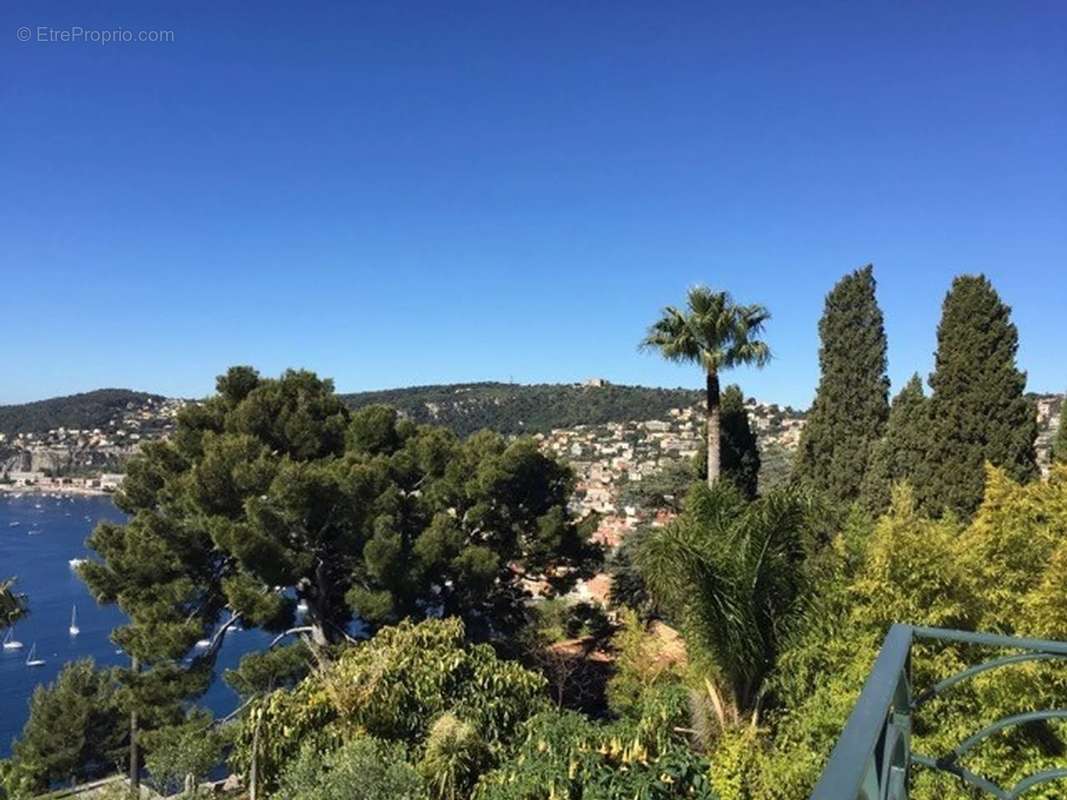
[9,660,126,792]
[918,275,1038,517]
[860,374,929,514]
[795,265,889,504]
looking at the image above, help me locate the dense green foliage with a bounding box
[638,483,826,729]
[276,736,426,800]
[917,275,1038,516]
[230,615,709,800]
[860,373,929,513]
[1053,410,1067,465]
[642,285,770,486]
[3,661,126,794]
[710,466,1067,800]
[473,708,713,800]
[231,618,549,792]
[224,642,311,697]
[693,385,761,498]
[795,265,889,504]
[0,578,25,629]
[5,271,1062,800]
[143,711,228,797]
[83,368,598,653]
[71,366,597,793]
[0,389,162,436]
[342,382,705,437]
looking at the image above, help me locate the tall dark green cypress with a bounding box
[860,374,929,514]
[720,385,761,499]
[918,275,1038,517]
[795,265,890,504]
[694,384,761,499]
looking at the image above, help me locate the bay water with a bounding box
[0,494,273,757]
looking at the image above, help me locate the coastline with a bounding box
[0,484,111,497]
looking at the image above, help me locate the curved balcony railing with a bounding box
[808,624,1067,800]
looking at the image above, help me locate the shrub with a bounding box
[144,711,228,797]
[473,709,713,800]
[274,735,426,800]
[418,714,488,800]
[231,618,548,791]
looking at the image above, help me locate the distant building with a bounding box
[581,378,610,388]
[99,473,125,491]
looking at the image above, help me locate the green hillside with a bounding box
[0,389,162,437]
[340,381,705,436]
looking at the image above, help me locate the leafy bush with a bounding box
[418,714,488,800]
[274,735,426,800]
[231,618,548,791]
[472,709,713,800]
[144,711,228,797]
[605,610,685,721]
[728,468,1067,800]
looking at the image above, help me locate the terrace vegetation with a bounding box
[2,267,1066,800]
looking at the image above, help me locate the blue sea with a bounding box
[0,494,273,758]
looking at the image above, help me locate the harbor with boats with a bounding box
[0,493,272,757]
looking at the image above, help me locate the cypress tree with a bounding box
[1054,405,1067,466]
[720,385,761,498]
[918,275,1038,517]
[694,384,761,499]
[795,265,890,504]
[860,374,929,514]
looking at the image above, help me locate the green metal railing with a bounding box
[808,624,1067,800]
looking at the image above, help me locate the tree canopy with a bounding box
[795,265,889,504]
[4,660,126,794]
[637,482,825,728]
[859,373,930,514]
[916,275,1038,516]
[0,578,26,630]
[642,285,770,486]
[1053,409,1067,466]
[83,366,599,655]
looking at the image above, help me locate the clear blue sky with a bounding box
[2,2,1064,407]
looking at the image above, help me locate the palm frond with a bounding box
[641,287,773,376]
[636,484,811,721]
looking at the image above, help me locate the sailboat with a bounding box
[69,605,80,636]
[2,626,23,650]
[25,643,46,667]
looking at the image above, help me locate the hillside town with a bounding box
[0,396,185,493]
[537,398,807,548]
[0,389,1061,515]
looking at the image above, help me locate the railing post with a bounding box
[808,624,914,800]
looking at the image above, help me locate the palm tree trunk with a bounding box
[706,370,721,487]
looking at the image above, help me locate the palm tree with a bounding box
[641,286,771,487]
[637,483,811,732]
[1,578,26,629]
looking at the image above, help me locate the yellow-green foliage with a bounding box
[418,714,488,800]
[472,709,713,800]
[605,610,685,719]
[231,618,547,792]
[716,467,1067,800]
